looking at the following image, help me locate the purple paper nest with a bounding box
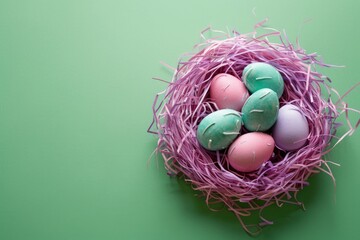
[149,22,358,233]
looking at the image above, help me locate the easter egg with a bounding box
[242,88,279,132]
[227,132,275,172]
[209,73,249,111]
[242,62,284,98]
[197,109,242,151]
[272,104,309,151]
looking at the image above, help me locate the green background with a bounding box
[1,0,359,239]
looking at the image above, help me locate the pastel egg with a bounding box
[272,104,309,151]
[227,132,275,172]
[197,109,242,151]
[242,62,284,98]
[210,73,249,111]
[242,88,279,132]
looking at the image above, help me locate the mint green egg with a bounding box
[242,88,279,132]
[197,109,242,151]
[242,62,284,98]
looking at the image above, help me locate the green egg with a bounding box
[242,88,279,132]
[242,62,284,98]
[197,109,242,151]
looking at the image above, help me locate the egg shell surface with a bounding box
[227,132,275,172]
[272,104,309,151]
[242,62,284,98]
[210,73,249,111]
[197,109,242,151]
[242,88,279,132]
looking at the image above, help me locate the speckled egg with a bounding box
[272,104,309,151]
[242,88,279,132]
[227,132,275,172]
[197,109,242,151]
[209,73,249,111]
[242,62,284,98]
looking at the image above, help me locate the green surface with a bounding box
[0,0,359,239]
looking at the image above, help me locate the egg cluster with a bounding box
[196,62,309,173]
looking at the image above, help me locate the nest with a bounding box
[149,22,358,233]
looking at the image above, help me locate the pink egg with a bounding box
[227,132,275,172]
[210,73,249,111]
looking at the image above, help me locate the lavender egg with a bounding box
[272,104,309,151]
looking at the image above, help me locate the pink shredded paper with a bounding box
[148,22,359,234]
